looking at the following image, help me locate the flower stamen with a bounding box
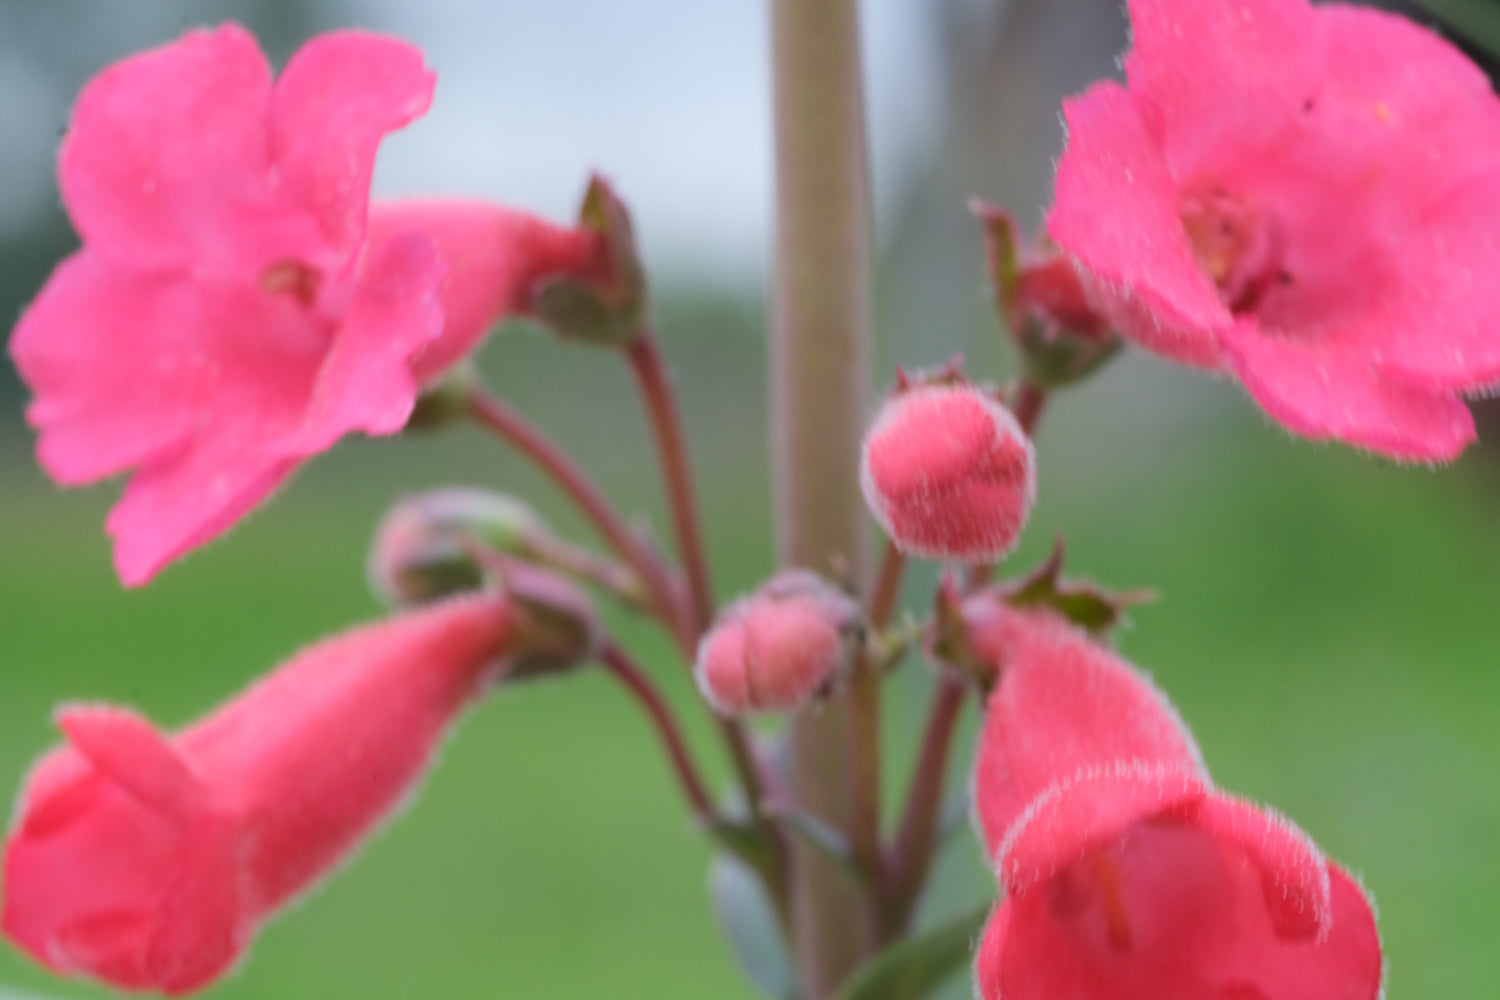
[1089,852,1133,951]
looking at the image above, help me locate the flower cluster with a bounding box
[3,0,1487,995]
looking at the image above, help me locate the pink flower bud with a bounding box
[1,593,526,994]
[859,385,1036,562]
[694,571,859,715]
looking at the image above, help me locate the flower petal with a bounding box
[280,230,444,455]
[1124,0,1320,180]
[1180,793,1331,941]
[12,252,198,485]
[1049,82,1228,368]
[55,706,204,821]
[994,761,1206,895]
[107,436,299,588]
[973,607,1207,858]
[58,24,315,276]
[269,32,435,255]
[1222,320,1475,461]
[368,199,606,383]
[976,820,1383,1000]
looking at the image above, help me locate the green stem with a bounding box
[769,0,874,992]
[600,642,717,823]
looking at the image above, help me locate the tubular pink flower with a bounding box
[1,593,521,995]
[859,384,1036,562]
[971,607,1383,1000]
[9,26,609,586]
[1048,0,1500,460]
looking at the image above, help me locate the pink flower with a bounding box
[694,571,859,715]
[860,384,1036,562]
[9,26,607,586]
[971,607,1383,1000]
[1048,0,1500,460]
[2,593,524,995]
[367,199,608,383]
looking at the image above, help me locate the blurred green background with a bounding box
[3,1,1499,998]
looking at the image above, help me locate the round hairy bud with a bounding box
[694,571,860,715]
[367,489,547,608]
[859,384,1036,562]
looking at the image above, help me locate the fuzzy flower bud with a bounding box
[694,571,860,715]
[368,488,547,608]
[859,384,1036,562]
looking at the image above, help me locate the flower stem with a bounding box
[465,385,688,644]
[1011,379,1049,435]
[600,642,718,822]
[848,541,905,945]
[769,0,874,991]
[883,674,969,937]
[466,383,785,917]
[625,331,717,634]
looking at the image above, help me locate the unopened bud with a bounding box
[495,559,602,679]
[973,201,1119,387]
[529,174,646,347]
[695,571,860,715]
[368,489,547,608]
[859,383,1036,562]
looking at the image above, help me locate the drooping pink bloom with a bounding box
[1049,0,1500,460]
[971,607,1383,1000]
[695,570,859,715]
[9,26,607,587]
[2,593,524,995]
[860,384,1036,562]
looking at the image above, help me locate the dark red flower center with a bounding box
[1179,190,1288,316]
[259,260,323,308]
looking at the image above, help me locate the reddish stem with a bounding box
[884,674,969,936]
[626,332,717,635]
[1010,378,1049,434]
[600,642,716,822]
[467,385,776,869]
[848,540,905,943]
[465,386,689,646]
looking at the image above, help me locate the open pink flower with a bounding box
[9,26,608,586]
[1049,0,1500,460]
[2,593,523,995]
[972,607,1383,1000]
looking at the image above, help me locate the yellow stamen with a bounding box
[1089,853,1133,951]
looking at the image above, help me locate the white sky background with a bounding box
[0,0,945,290]
[362,0,943,287]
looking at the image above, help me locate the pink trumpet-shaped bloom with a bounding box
[860,385,1036,562]
[1049,0,1500,460]
[971,607,1383,1000]
[2,593,521,995]
[9,26,607,586]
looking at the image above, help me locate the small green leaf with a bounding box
[764,804,866,883]
[1006,536,1153,639]
[708,854,800,1000]
[831,904,990,1000]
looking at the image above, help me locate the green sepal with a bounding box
[708,853,800,1000]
